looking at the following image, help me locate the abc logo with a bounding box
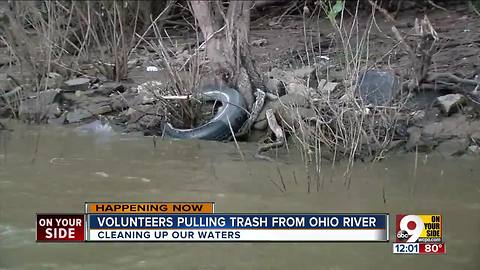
[396,230,410,240]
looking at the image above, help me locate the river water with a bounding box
[0,122,479,269]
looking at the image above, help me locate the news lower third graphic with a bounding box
[36,202,388,242]
[35,202,445,254]
[393,214,445,254]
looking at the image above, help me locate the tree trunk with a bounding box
[190,0,261,110]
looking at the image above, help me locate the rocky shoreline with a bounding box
[1,62,479,159]
[1,1,480,160]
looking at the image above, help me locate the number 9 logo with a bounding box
[399,215,424,242]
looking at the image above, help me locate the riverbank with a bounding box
[1,1,479,160]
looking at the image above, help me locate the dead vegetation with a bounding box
[0,0,479,172]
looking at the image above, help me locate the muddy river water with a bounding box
[0,122,479,269]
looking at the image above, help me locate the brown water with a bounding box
[0,122,479,270]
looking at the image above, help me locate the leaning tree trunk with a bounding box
[190,0,263,110]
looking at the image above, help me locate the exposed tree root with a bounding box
[255,109,285,161]
[234,89,266,138]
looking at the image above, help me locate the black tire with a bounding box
[163,86,248,141]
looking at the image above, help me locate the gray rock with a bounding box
[66,98,113,123]
[63,78,90,92]
[358,70,400,105]
[66,109,94,123]
[0,74,15,91]
[277,107,316,128]
[405,126,422,150]
[435,138,469,157]
[436,94,466,115]
[271,93,309,110]
[286,82,311,96]
[18,89,61,122]
[42,72,63,89]
[253,119,268,130]
[264,77,285,96]
[97,82,124,96]
[411,110,426,123]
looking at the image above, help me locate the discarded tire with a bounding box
[163,86,248,141]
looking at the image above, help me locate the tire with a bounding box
[163,86,248,141]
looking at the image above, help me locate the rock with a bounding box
[271,93,309,110]
[264,77,285,96]
[436,94,466,115]
[18,89,61,122]
[42,72,63,89]
[48,113,66,125]
[63,78,90,92]
[277,107,316,128]
[286,82,312,96]
[138,114,163,130]
[435,138,469,157]
[253,119,268,130]
[46,103,62,119]
[251,38,268,46]
[467,145,480,154]
[357,70,400,105]
[97,82,125,96]
[66,109,94,123]
[421,114,479,141]
[318,81,339,94]
[405,126,422,150]
[410,110,426,123]
[66,98,113,124]
[0,74,15,91]
[292,66,315,79]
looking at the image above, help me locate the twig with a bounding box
[426,72,480,86]
[367,0,396,23]
[427,0,447,11]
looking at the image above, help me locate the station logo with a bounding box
[395,215,442,243]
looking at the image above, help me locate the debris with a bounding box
[146,66,159,72]
[467,145,480,154]
[251,38,268,46]
[95,171,109,178]
[319,81,338,94]
[136,81,165,104]
[319,55,330,61]
[358,70,400,105]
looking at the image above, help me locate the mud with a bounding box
[0,2,480,158]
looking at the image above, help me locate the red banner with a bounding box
[36,214,85,242]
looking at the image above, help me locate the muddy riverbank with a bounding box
[1,2,480,161]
